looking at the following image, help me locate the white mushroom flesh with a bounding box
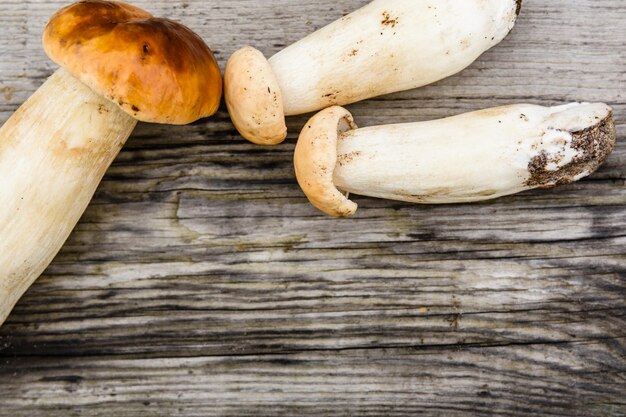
[332,103,614,204]
[0,69,136,324]
[270,0,520,115]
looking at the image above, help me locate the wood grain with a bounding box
[0,0,624,415]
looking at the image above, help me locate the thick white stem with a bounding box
[270,0,519,115]
[333,103,614,203]
[0,69,136,325]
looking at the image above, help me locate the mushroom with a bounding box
[294,104,616,218]
[224,0,522,145]
[0,0,222,325]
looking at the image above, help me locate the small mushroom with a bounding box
[0,0,222,325]
[294,103,616,218]
[225,0,521,145]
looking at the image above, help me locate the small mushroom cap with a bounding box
[43,0,222,125]
[224,47,287,145]
[294,106,358,217]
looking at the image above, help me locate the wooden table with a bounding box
[1,1,624,415]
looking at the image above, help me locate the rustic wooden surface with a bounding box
[0,0,625,415]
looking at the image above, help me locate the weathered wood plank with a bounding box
[2,343,626,417]
[0,0,624,415]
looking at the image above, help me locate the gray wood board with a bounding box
[0,0,625,415]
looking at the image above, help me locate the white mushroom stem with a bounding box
[226,0,521,144]
[295,104,616,218]
[0,69,136,325]
[272,0,519,115]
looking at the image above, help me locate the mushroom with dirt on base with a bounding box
[0,0,222,326]
[294,104,617,218]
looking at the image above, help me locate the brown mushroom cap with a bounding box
[294,106,359,217]
[224,47,287,145]
[43,0,222,125]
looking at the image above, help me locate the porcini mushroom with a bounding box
[294,104,616,218]
[224,0,522,145]
[0,0,222,325]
